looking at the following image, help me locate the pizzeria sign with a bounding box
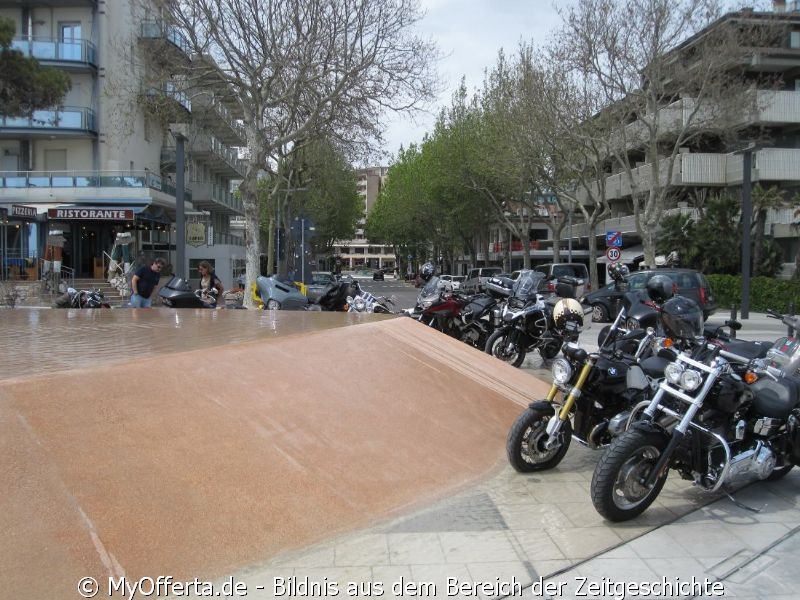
[48,207,135,220]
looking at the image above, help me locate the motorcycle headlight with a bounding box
[551,358,573,385]
[420,297,436,309]
[353,297,367,312]
[680,369,703,391]
[625,317,640,330]
[665,362,684,385]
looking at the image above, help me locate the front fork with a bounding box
[543,359,596,448]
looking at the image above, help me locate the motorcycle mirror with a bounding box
[725,319,742,331]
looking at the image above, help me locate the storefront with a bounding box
[0,204,41,281]
[46,204,173,278]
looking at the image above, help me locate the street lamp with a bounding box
[734,143,761,319]
[172,130,187,277]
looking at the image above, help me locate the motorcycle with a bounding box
[346,286,396,314]
[404,274,510,347]
[589,305,800,522]
[485,271,585,368]
[52,288,111,309]
[158,276,219,308]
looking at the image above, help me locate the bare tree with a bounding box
[552,0,779,268]
[162,0,438,304]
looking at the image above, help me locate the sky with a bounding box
[380,0,759,161]
[380,0,576,160]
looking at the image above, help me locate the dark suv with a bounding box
[582,268,717,322]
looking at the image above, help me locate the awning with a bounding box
[597,245,644,264]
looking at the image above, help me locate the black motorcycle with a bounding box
[52,288,111,309]
[590,304,800,522]
[158,276,219,308]
[485,271,585,368]
[506,307,671,471]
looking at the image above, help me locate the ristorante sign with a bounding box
[47,207,135,221]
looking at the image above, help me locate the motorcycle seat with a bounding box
[722,339,772,360]
[751,376,800,419]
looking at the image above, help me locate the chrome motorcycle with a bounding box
[485,271,585,368]
[590,305,800,522]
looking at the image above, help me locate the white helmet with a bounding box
[553,298,584,334]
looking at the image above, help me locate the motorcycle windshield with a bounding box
[419,276,442,301]
[512,271,545,301]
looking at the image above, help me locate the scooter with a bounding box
[158,276,219,308]
[255,275,312,310]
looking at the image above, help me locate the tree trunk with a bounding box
[240,172,261,309]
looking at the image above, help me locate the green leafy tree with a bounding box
[0,17,71,116]
[751,185,785,277]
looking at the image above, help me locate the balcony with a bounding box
[186,133,246,177]
[0,170,190,204]
[189,181,244,215]
[0,106,96,137]
[139,85,191,121]
[139,20,191,62]
[190,93,246,145]
[11,37,96,70]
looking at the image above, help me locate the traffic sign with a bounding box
[606,231,623,247]
[606,247,621,261]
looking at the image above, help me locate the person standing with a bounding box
[130,257,166,308]
[197,260,224,307]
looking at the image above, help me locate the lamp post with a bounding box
[173,131,187,277]
[734,144,759,319]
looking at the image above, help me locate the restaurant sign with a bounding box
[48,207,135,220]
[12,204,38,218]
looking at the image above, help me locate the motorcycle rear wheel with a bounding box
[485,329,526,368]
[506,408,572,472]
[590,428,669,522]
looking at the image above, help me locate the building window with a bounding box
[791,31,800,49]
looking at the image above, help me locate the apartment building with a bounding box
[472,3,800,278]
[330,166,396,272]
[0,0,245,288]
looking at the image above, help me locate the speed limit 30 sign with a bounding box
[606,247,621,261]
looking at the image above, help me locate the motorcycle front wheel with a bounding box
[506,408,572,472]
[485,329,526,368]
[590,428,669,522]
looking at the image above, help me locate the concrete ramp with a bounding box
[0,310,549,595]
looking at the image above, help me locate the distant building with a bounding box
[330,166,395,272]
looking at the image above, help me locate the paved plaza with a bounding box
[0,307,798,599]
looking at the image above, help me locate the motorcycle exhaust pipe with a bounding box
[587,421,609,449]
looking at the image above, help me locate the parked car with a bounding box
[581,267,717,323]
[439,274,465,291]
[532,263,590,297]
[461,267,503,294]
[307,271,338,302]
[373,269,385,281]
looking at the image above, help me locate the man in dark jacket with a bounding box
[130,257,166,308]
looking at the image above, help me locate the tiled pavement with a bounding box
[226,449,800,599]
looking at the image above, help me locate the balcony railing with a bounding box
[1,106,96,133]
[11,37,96,66]
[140,20,191,56]
[0,170,190,202]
